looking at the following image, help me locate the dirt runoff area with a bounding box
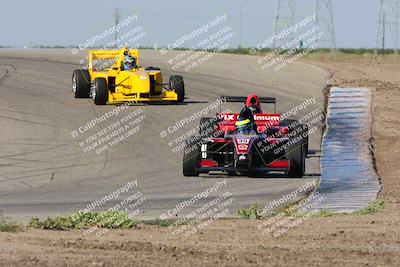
[1,55,400,267]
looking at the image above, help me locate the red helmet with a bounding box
[245,94,262,114]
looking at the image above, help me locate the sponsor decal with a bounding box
[237,138,251,144]
[219,113,281,122]
[238,144,249,150]
[254,115,280,121]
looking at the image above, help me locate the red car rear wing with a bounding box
[220,95,277,113]
[221,96,276,103]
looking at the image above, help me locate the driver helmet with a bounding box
[123,55,136,70]
[238,107,254,121]
[235,118,253,133]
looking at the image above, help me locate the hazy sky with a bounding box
[0,0,385,48]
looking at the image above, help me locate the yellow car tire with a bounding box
[93,78,108,105]
[170,75,185,103]
[72,69,90,98]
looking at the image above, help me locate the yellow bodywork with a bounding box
[88,48,178,103]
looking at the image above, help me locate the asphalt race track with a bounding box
[0,49,327,222]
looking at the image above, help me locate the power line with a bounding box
[375,0,399,58]
[272,0,336,54]
[114,8,121,48]
[272,0,295,49]
[314,0,337,56]
[130,11,375,21]
[239,0,250,48]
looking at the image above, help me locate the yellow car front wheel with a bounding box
[169,75,185,103]
[93,78,108,105]
[72,69,90,98]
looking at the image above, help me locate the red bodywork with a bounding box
[217,94,281,132]
[217,113,281,133]
[195,94,290,175]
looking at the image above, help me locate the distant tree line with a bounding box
[0,45,397,55]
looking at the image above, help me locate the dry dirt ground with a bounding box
[1,55,399,267]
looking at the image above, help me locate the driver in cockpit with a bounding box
[234,107,257,135]
[122,55,137,70]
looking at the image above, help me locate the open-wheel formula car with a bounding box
[183,94,308,177]
[72,48,184,105]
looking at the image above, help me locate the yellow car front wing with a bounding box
[107,91,178,104]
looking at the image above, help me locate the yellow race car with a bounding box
[72,48,185,105]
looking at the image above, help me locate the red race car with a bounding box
[183,94,308,177]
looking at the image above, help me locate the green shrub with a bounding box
[0,214,21,232]
[355,200,385,215]
[28,211,138,230]
[144,218,172,227]
[238,204,263,220]
[308,210,334,217]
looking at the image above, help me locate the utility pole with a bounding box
[375,0,399,59]
[383,13,386,54]
[272,0,295,49]
[272,0,336,54]
[239,0,249,49]
[315,0,337,56]
[114,8,121,48]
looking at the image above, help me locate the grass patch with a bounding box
[144,218,172,227]
[307,210,334,218]
[28,211,138,230]
[354,200,385,215]
[279,207,334,218]
[0,213,21,233]
[238,204,263,220]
